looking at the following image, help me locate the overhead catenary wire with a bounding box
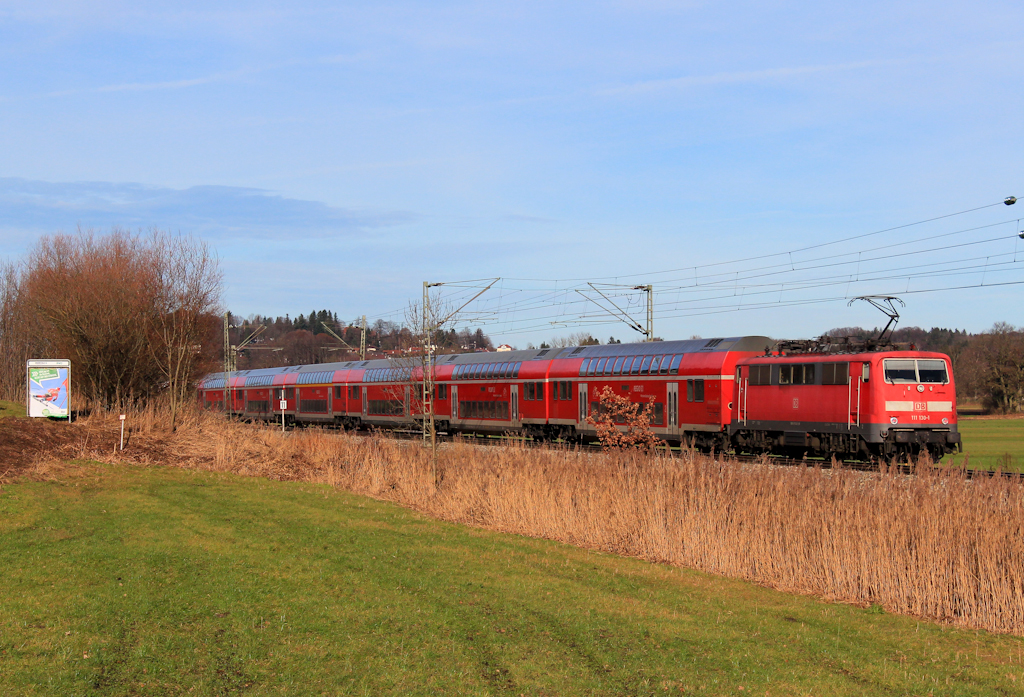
[361,197,1021,342]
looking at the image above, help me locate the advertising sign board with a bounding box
[26,359,71,419]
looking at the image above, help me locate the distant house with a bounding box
[496,344,514,352]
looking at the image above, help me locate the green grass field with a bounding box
[1,463,1022,695]
[0,399,26,418]
[950,417,1024,471]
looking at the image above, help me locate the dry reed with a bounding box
[63,406,1024,636]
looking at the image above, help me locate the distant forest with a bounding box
[228,310,493,370]
[824,323,1023,413]
[227,312,1023,414]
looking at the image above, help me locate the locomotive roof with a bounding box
[201,335,774,384]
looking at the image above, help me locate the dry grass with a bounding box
[26,404,1024,636]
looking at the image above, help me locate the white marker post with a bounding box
[280,399,287,432]
[119,414,126,450]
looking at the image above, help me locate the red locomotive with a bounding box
[197,335,960,461]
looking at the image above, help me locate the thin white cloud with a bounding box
[3,51,368,103]
[596,59,896,96]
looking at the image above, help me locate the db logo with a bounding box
[914,402,926,411]
[792,398,799,409]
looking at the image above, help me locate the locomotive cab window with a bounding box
[884,359,948,384]
[884,359,918,383]
[918,360,949,384]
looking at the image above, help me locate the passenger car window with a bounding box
[580,359,591,377]
[659,356,671,375]
[595,358,607,375]
[639,356,653,375]
[649,356,661,374]
[669,355,682,375]
[630,357,642,375]
[612,357,625,375]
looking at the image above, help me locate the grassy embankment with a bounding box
[2,462,1023,695]
[952,416,1024,472]
[0,399,26,418]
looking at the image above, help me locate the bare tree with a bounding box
[22,229,160,407]
[958,323,1024,413]
[149,233,222,429]
[548,332,600,348]
[0,260,35,402]
[5,227,222,415]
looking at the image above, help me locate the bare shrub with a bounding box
[586,385,661,451]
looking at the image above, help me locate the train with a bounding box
[197,336,961,461]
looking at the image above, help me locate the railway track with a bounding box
[303,424,1024,480]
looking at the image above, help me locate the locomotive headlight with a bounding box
[890,416,898,425]
[916,384,925,393]
[942,418,949,425]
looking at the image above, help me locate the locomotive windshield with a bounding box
[917,359,949,383]
[883,358,949,384]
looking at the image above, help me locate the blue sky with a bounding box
[2,1,1021,345]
